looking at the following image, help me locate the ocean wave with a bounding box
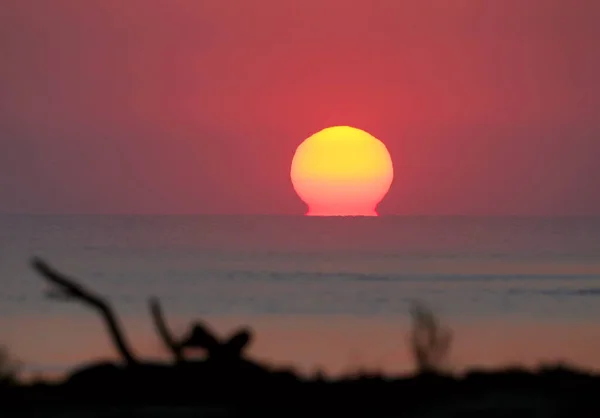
[508,287,600,297]
[217,270,600,283]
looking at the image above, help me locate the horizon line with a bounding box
[2,212,600,218]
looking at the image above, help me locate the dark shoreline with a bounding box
[2,364,600,417]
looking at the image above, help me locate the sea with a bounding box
[2,215,600,378]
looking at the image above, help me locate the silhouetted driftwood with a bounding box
[28,257,298,405]
[150,297,253,364]
[182,324,253,362]
[32,257,139,366]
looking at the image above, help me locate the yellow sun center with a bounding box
[290,126,394,216]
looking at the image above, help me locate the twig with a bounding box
[149,297,185,363]
[409,302,452,374]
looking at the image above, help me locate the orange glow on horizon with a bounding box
[290,126,394,216]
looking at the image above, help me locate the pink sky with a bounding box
[1,0,599,215]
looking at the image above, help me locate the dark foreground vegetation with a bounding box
[1,258,600,417]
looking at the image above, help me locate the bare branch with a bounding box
[149,297,184,363]
[31,257,139,366]
[409,302,452,374]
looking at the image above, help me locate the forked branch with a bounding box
[31,257,139,366]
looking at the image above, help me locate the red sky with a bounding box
[1,0,599,215]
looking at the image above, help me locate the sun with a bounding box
[290,126,394,216]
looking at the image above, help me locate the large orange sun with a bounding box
[290,126,394,216]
